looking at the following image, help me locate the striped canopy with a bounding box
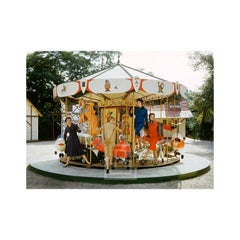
[53,63,188,104]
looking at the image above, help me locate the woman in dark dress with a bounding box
[63,117,90,167]
[129,99,148,149]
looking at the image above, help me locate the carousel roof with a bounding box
[83,64,167,81]
[53,63,188,104]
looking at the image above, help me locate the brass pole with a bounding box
[132,93,135,168]
[89,93,92,164]
[125,104,127,140]
[160,96,162,119]
[173,95,176,136]
[166,96,169,161]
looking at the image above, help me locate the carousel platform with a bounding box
[28,153,210,184]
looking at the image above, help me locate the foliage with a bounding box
[26,51,120,139]
[187,51,214,140]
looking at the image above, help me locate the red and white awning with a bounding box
[53,63,188,101]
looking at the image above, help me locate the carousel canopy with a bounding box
[53,63,188,105]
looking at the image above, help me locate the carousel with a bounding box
[53,63,187,170]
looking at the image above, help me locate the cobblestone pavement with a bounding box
[26,138,213,189]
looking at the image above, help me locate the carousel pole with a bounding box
[64,97,69,139]
[173,94,176,137]
[160,96,162,119]
[150,98,152,113]
[103,100,106,126]
[125,103,128,140]
[159,96,163,138]
[132,93,136,168]
[89,93,92,164]
[166,96,169,161]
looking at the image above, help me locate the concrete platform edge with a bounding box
[27,163,211,185]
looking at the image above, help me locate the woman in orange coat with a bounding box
[143,113,161,164]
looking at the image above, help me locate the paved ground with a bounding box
[26,138,214,189]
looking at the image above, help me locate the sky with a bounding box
[120,51,206,91]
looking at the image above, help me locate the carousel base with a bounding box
[59,155,181,169]
[28,153,210,184]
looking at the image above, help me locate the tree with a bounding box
[187,51,214,140]
[26,51,120,140]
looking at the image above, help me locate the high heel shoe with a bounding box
[84,160,91,165]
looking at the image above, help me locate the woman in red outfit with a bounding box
[144,113,161,164]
